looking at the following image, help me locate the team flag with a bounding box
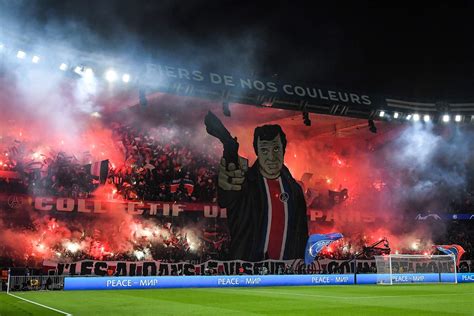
[85,160,109,184]
[304,233,343,265]
[0,170,21,180]
[435,244,465,266]
[170,178,194,195]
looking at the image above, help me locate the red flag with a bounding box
[0,170,21,179]
[435,244,465,266]
[85,160,109,184]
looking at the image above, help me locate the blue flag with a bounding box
[435,244,465,266]
[304,233,343,265]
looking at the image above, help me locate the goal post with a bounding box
[6,274,65,292]
[375,254,457,285]
[6,269,10,294]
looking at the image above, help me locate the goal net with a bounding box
[374,254,457,285]
[6,274,65,292]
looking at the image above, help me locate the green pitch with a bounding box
[1,284,473,315]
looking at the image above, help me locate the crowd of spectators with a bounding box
[0,120,228,267]
[0,123,220,203]
[442,222,474,260]
[109,124,219,203]
[0,217,230,268]
[0,122,472,269]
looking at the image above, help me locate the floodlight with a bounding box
[16,50,26,59]
[84,67,94,77]
[105,69,118,82]
[74,66,83,75]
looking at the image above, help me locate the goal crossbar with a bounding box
[375,254,457,285]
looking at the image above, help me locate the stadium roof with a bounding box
[1,1,474,101]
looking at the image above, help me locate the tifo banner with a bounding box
[3,194,473,223]
[43,259,474,276]
[0,194,226,218]
[31,196,225,217]
[144,63,375,108]
[46,259,302,276]
[1,53,473,275]
[63,273,474,291]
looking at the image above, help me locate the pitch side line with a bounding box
[7,292,72,316]
[201,288,474,300]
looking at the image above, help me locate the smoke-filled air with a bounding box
[0,1,473,267]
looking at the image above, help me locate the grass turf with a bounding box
[0,284,473,316]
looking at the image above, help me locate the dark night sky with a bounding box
[2,0,474,100]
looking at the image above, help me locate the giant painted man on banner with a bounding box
[206,112,308,261]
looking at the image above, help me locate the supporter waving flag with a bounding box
[435,244,465,266]
[85,159,109,184]
[304,233,343,265]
